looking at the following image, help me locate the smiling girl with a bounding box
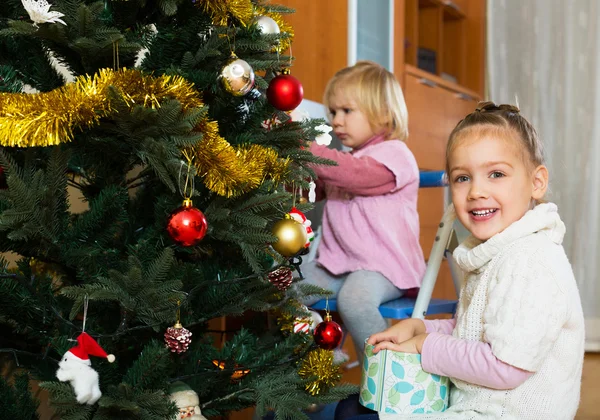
[365,102,585,419]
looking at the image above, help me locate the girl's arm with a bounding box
[423,318,456,335]
[310,143,396,196]
[421,334,533,390]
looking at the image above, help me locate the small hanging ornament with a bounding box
[164,301,192,354]
[164,323,192,354]
[308,181,317,203]
[267,69,304,111]
[21,0,67,26]
[261,114,284,131]
[288,207,314,248]
[167,199,208,247]
[277,305,322,336]
[56,332,116,405]
[293,316,312,334]
[219,53,255,96]
[267,266,293,291]
[254,15,280,35]
[315,124,333,146]
[298,348,342,396]
[271,214,307,257]
[55,297,115,405]
[313,300,342,350]
[167,159,208,247]
[293,310,322,334]
[169,381,207,420]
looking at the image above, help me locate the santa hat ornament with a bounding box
[56,332,115,405]
[68,332,116,363]
[288,207,314,248]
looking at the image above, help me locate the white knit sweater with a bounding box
[381,203,585,419]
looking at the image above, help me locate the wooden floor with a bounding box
[577,352,600,420]
[339,339,600,420]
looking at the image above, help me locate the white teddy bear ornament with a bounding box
[56,332,115,405]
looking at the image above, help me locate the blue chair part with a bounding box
[418,170,447,188]
[310,297,457,319]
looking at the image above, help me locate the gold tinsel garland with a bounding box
[0,68,202,148]
[298,349,342,396]
[195,0,255,27]
[0,69,289,197]
[196,0,294,52]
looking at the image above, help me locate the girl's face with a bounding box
[328,93,377,149]
[448,129,548,241]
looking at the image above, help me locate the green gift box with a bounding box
[359,342,450,414]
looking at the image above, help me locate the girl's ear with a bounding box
[531,165,548,200]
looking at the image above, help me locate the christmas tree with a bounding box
[0,0,356,418]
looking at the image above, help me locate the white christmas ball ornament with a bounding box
[255,16,280,35]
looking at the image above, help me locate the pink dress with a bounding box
[310,136,426,289]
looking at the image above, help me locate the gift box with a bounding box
[359,342,450,414]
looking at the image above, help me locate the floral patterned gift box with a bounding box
[359,342,450,414]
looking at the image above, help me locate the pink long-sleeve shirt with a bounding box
[309,135,426,289]
[422,319,533,389]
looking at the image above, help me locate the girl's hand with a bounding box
[367,318,426,347]
[372,334,429,354]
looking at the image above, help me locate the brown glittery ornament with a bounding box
[164,323,192,354]
[267,266,293,291]
[164,301,192,353]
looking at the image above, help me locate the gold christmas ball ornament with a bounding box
[219,54,255,96]
[271,217,307,257]
[254,15,280,35]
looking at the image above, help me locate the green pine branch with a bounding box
[0,373,40,420]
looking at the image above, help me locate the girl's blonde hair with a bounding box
[446,101,545,174]
[323,61,408,141]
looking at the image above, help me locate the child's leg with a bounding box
[337,271,402,358]
[297,261,346,306]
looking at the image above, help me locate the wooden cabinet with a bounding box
[404,0,486,95]
[272,0,348,103]
[404,65,479,173]
[405,73,451,171]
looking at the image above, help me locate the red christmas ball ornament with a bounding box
[313,314,343,350]
[167,199,208,246]
[267,71,304,111]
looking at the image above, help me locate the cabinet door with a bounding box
[272,0,348,102]
[404,74,450,171]
[445,91,479,134]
